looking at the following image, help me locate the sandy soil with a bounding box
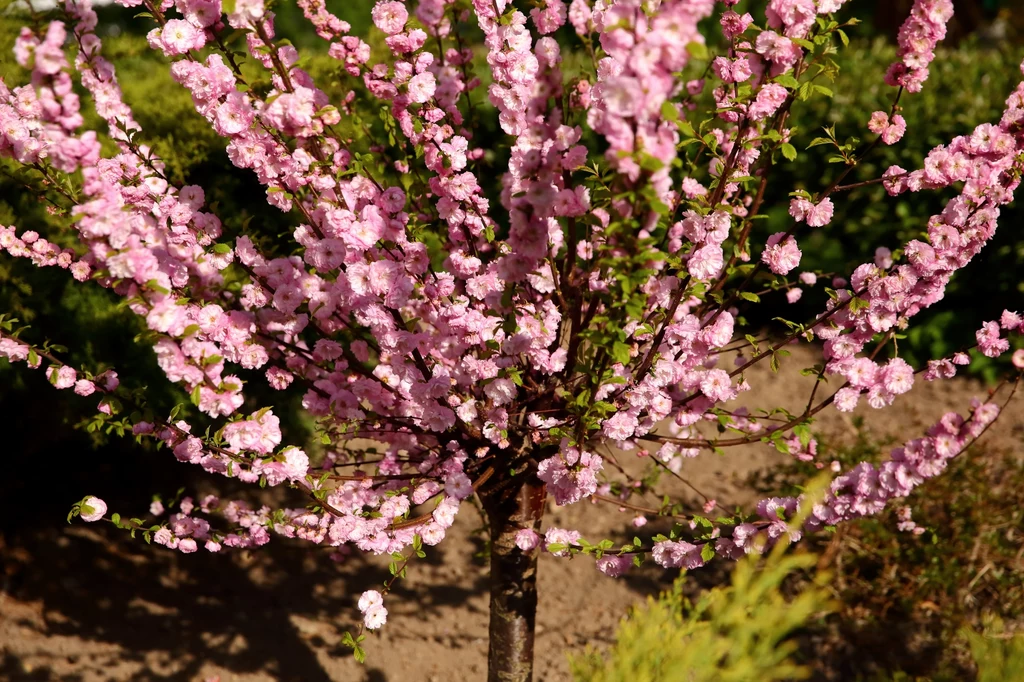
[2,343,1022,682]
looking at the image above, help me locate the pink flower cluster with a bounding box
[804,401,1000,533]
[868,111,908,145]
[884,0,954,93]
[761,232,802,275]
[588,0,714,195]
[673,210,731,281]
[818,71,1024,411]
[789,196,834,227]
[0,225,91,281]
[536,445,603,505]
[358,590,388,630]
[711,399,999,558]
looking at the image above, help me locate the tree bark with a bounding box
[481,471,547,682]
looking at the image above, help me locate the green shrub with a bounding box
[965,620,1024,682]
[570,548,834,682]
[572,543,1024,682]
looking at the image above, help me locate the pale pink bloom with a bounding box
[47,365,77,389]
[74,379,96,396]
[363,605,388,629]
[445,472,474,500]
[515,529,540,551]
[688,244,724,281]
[372,1,408,35]
[761,233,801,275]
[80,496,107,522]
[160,20,204,56]
[806,197,834,227]
[358,589,383,612]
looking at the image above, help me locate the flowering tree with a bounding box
[2,0,1023,679]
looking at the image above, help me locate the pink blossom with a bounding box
[160,19,204,56]
[537,449,603,505]
[831,385,864,411]
[80,496,107,522]
[407,72,436,104]
[806,197,834,227]
[364,605,388,629]
[885,0,954,94]
[652,540,705,569]
[74,379,96,396]
[596,555,632,577]
[688,244,724,281]
[47,365,77,389]
[748,83,788,120]
[700,369,735,402]
[445,472,474,500]
[544,527,581,557]
[371,1,408,35]
[869,111,907,144]
[720,11,753,39]
[761,233,801,275]
[358,590,388,629]
[515,529,540,551]
[602,411,638,441]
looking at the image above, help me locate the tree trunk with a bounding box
[481,471,547,682]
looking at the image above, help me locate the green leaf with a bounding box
[660,100,679,122]
[639,154,664,172]
[612,341,632,365]
[780,143,797,161]
[212,243,232,254]
[774,74,800,89]
[849,296,870,312]
[739,291,760,303]
[793,423,812,449]
[686,41,709,61]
